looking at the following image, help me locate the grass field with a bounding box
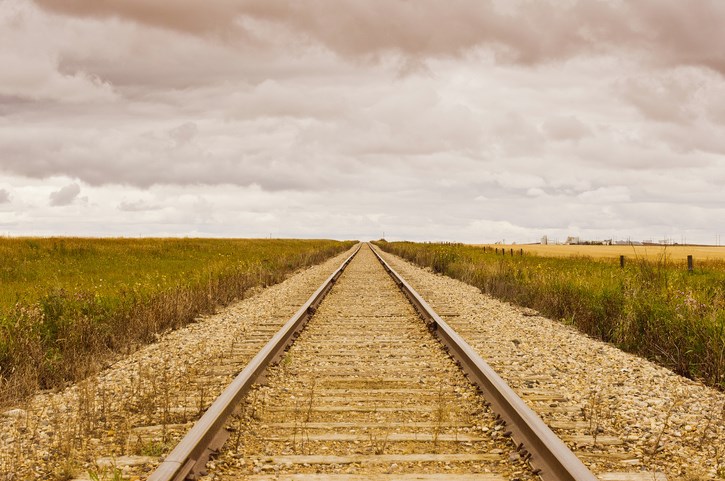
[0,238,354,404]
[479,243,725,262]
[375,240,725,390]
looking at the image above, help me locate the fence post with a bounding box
[620,255,625,268]
[495,248,498,254]
[687,255,693,272]
[510,248,513,256]
[520,248,523,256]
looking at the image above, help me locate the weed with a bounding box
[368,428,390,455]
[366,402,389,455]
[432,383,448,451]
[0,238,354,406]
[52,458,76,481]
[281,351,293,369]
[196,384,208,417]
[375,240,725,390]
[231,402,247,453]
[291,398,310,454]
[88,465,125,481]
[290,379,316,454]
[304,378,316,423]
[645,395,682,470]
[584,387,603,446]
[136,439,168,457]
[700,401,725,478]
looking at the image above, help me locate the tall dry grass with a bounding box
[0,238,354,405]
[375,241,725,390]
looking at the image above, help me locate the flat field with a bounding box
[0,237,354,404]
[477,243,725,262]
[376,240,725,390]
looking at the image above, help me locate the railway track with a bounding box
[377,250,682,480]
[147,244,652,481]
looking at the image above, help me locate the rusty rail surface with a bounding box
[147,244,361,481]
[369,243,599,481]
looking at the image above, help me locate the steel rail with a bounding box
[369,243,599,481]
[147,243,361,481]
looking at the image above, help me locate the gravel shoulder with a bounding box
[378,248,725,480]
[5,243,722,481]
[203,244,536,480]
[0,247,357,481]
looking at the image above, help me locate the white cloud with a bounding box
[168,122,198,145]
[578,186,631,204]
[541,116,591,141]
[0,0,724,244]
[49,183,81,206]
[0,1,117,103]
[118,200,162,212]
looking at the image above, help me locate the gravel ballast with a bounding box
[0,247,357,481]
[2,243,723,480]
[377,247,725,480]
[202,244,537,480]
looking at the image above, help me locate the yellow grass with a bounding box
[476,244,725,261]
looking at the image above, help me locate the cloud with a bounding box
[33,0,246,36]
[633,0,725,74]
[618,71,700,124]
[0,1,117,103]
[168,122,198,145]
[578,186,631,204]
[49,182,81,205]
[0,189,10,204]
[0,1,723,244]
[33,0,725,74]
[542,116,591,141]
[118,199,161,212]
[490,112,544,157]
[490,171,545,191]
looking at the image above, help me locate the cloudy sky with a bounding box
[1,0,725,244]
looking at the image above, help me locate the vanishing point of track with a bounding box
[148,244,598,481]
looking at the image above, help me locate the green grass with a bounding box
[374,240,725,390]
[0,237,354,403]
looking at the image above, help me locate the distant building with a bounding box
[541,235,548,245]
[565,236,580,245]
